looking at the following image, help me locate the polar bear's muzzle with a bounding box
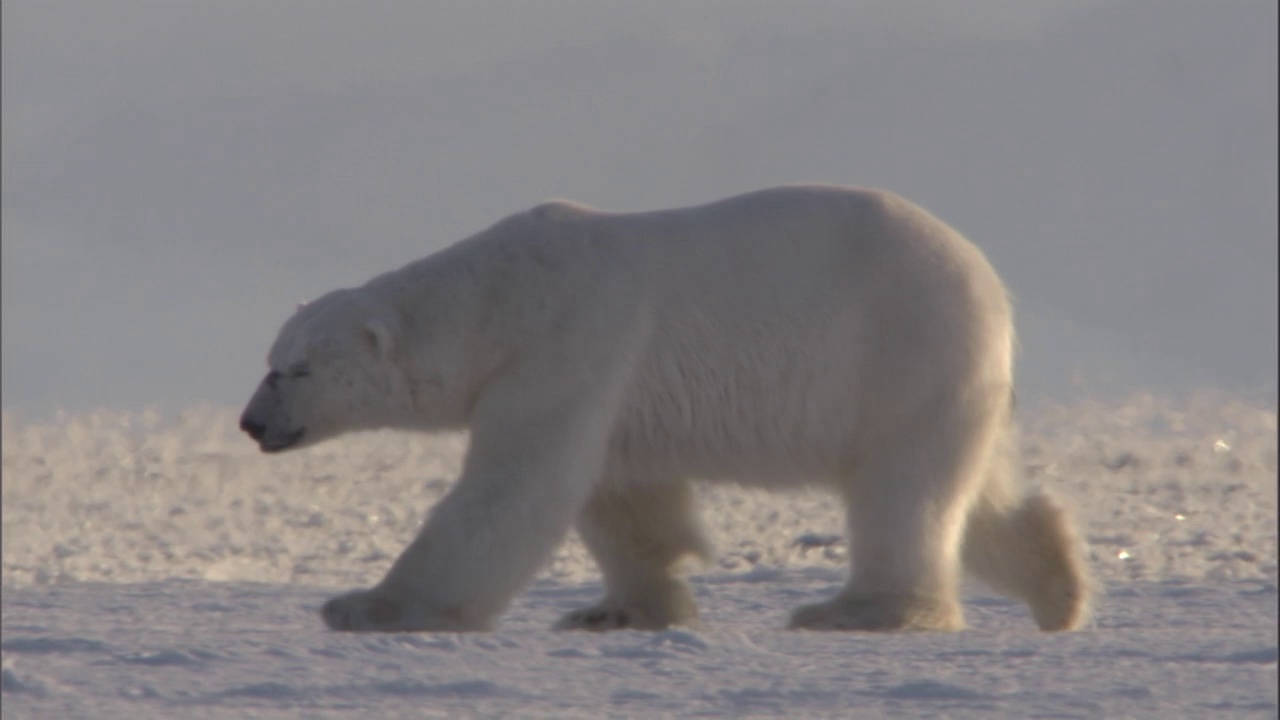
[239,369,313,452]
[239,398,307,453]
[240,415,306,453]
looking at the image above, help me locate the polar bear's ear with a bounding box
[363,318,396,361]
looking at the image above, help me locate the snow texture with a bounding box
[3,393,1277,718]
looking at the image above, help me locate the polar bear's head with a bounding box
[239,288,416,453]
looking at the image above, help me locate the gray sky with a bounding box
[3,0,1275,419]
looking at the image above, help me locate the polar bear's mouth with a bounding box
[260,428,306,453]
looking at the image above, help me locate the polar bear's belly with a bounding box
[605,338,860,485]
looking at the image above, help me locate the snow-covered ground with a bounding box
[2,393,1276,718]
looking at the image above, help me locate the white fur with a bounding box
[240,184,1089,633]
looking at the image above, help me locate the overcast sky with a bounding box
[3,0,1275,419]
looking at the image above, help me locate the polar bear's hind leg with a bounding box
[789,389,1005,632]
[963,489,1092,631]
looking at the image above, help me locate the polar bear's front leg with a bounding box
[322,381,623,632]
[555,479,711,631]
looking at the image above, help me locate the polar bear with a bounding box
[240,184,1089,634]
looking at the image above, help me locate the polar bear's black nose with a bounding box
[240,416,266,441]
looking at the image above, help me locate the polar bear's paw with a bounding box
[321,588,482,633]
[554,602,702,632]
[1026,563,1091,632]
[554,604,641,631]
[1017,494,1092,632]
[788,592,965,632]
[555,591,702,632]
[556,577,702,632]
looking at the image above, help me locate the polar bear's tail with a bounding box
[961,420,1092,632]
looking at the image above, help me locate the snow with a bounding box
[3,393,1277,718]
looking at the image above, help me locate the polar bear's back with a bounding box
[607,185,1013,372]
[561,185,1017,484]
[598,185,1000,314]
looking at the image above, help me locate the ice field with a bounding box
[2,393,1276,718]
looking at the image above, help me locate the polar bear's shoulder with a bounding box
[527,199,597,224]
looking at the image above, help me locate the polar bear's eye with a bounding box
[289,363,312,379]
